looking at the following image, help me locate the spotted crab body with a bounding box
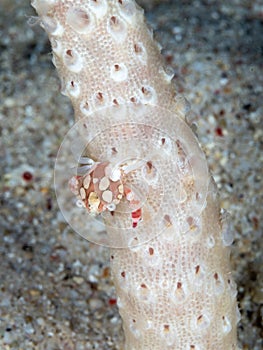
[69,160,142,227]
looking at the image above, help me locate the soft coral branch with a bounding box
[31,1,240,349]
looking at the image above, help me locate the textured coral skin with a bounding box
[31,1,239,349]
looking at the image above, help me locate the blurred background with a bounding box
[0,0,262,349]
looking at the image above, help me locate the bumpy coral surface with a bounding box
[32,0,240,349]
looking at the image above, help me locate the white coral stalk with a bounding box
[31,0,240,349]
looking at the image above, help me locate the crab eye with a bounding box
[76,157,96,175]
[78,156,95,165]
